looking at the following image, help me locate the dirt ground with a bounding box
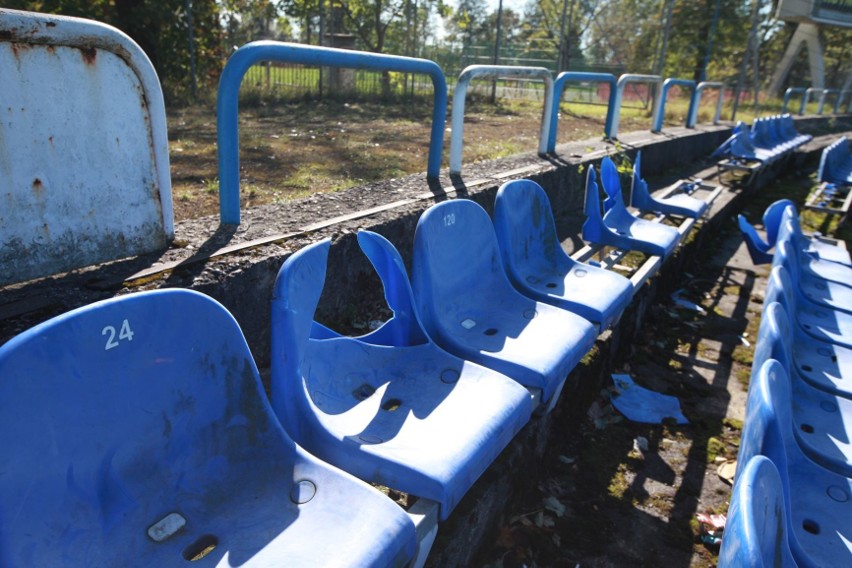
[166,98,654,221]
[474,172,850,567]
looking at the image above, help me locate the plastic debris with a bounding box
[696,512,726,548]
[543,496,566,518]
[633,436,649,454]
[671,289,707,314]
[610,374,688,425]
[716,458,737,484]
[558,455,576,465]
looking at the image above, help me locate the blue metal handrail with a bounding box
[449,65,553,175]
[802,87,823,116]
[652,78,696,132]
[686,82,724,128]
[817,89,839,115]
[782,87,806,114]
[610,74,662,139]
[217,41,448,225]
[547,72,617,151]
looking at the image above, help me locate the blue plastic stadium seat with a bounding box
[0,289,416,567]
[582,161,680,259]
[737,359,852,567]
[629,152,707,219]
[718,456,796,568]
[775,239,852,315]
[777,204,852,270]
[738,214,774,265]
[739,199,851,267]
[763,270,852,400]
[412,199,598,407]
[493,178,633,332]
[270,233,533,521]
[766,265,852,353]
[755,301,852,479]
[732,123,782,163]
[818,137,852,185]
[780,114,812,147]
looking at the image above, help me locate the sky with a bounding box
[487,0,530,14]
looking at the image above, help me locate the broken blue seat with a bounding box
[493,178,632,332]
[818,137,852,185]
[412,199,598,409]
[718,456,796,568]
[775,238,852,315]
[582,161,679,259]
[629,151,707,219]
[736,359,852,568]
[766,265,852,351]
[738,199,851,267]
[270,232,533,520]
[0,289,416,567]
[755,301,852,479]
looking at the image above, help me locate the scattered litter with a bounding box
[671,289,707,314]
[696,512,727,530]
[610,374,688,425]
[739,334,751,347]
[587,399,625,430]
[696,512,726,548]
[543,496,566,518]
[716,459,737,484]
[633,436,649,454]
[368,319,384,331]
[558,455,576,465]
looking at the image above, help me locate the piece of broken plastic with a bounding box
[610,374,688,424]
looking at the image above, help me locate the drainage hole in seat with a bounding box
[802,365,813,372]
[382,398,403,412]
[183,535,219,562]
[483,328,498,336]
[800,423,815,434]
[545,283,557,289]
[802,519,820,535]
[353,384,376,401]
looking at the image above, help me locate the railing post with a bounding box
[802,87,823,116]
[610,74,662,140]
[217,41,448,225]
[652,78,696,132]
[449,65,553,175]
[817,89,838,115]
[687,82,724,128]
[547,72,617,151]
[782,87,805,114]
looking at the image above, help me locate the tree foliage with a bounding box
[5,0,224,102]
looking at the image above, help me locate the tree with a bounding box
[5,0,224,102]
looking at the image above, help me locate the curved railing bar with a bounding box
[449,65,553,175]
[817,89,839,115]
[652,78,696,132]
[610,74,662,140]
[546,72,617,151]
[802,87,823,116]
[687,82,724,128]
[782,87,806,114]
[217,41,448,225]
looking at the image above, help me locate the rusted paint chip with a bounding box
[79,46,96,65]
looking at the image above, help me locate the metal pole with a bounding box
[699,0,721,82]
[490,0,504,104]
[732,0,760,120]
[185,0,198,100]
